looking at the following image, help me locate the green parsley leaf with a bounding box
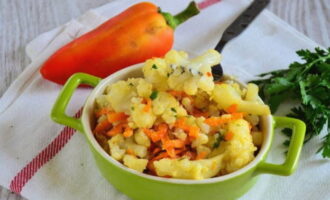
[212,133,224,149]
[251,47,330,158]
[152,64,158,69]
[150,91,158,100]
[171,108,177,113]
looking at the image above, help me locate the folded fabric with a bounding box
[0,0,328,200]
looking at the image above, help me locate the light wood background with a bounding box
[0,0,329,199]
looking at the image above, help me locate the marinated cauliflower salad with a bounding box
[93,50,271,180]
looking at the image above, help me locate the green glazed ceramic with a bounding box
[51,64,306,200]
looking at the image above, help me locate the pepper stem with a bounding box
[160,1,200,30]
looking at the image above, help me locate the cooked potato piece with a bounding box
[123,155,148,173]
[212,84,270,115]
[154,154,224,180]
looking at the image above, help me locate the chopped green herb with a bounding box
[167,73,170,77]
[212,133,224,149]
[131,107,135,111]
[171,107,177,113]
[128,83,133,86]
[152,64,158,69]
[150,91,158,100]
[251,47,330,158]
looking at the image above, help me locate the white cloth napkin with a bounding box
[1,0,329,199]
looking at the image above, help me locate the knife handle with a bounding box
[215,0,270,52]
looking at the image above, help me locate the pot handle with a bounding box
[255,116,306,176]
[51,73,101,133]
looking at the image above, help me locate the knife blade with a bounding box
[212,0,270,80]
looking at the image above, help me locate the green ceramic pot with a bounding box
[51,64,306,200]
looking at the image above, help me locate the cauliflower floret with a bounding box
[124,137,148,158]
[130,97,156,128]
[172,128,187,141]
[212,83,270,115]
[134,129,151,147]
[95,94,110,109]
[167,68,192,92]
[142,58,171,91]
[136,79,153,98]
[108,134,126,161]
[154,154,224,180]
[222,119,257,173]
[123,155,148,173]
[106,80,137,113]
[166,49,221,95]
[196,145,211,156]
[152,91,187,124]
[164,50,189,67]
[193,90,210,109]
[196,117,210,133]
[192,133,209,147]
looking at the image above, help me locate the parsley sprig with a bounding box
[252,47,330,158]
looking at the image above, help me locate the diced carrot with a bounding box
[106,123,126,136]
[157,123,168,138]
[95,108,111,118]
[172,140,185,148]
[205,113,244,127]
[168,90,184,98]
[126,149,135,156]
[166,147,176,158]
[143,128,161,142]
[152,148,161,156]
[175,149,185,155]
[225,131,234,141]
[94,119,112,134]
[206,72,212,77]
[188,126,199,139]
[153,151,170,160]
[192,108,209,118]
[147,161,156,175]
[163,139,185,149]
[123,127,133,138]
[174,117,189,131]
[231,112,244,119]
[107,112,128,123]
[226,104,238,114]
[143,98,152,112]
[196,151,208,160]
[168,90,193,101]
[204,117,224,126]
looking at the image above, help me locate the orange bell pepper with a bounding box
[40,2,200,84]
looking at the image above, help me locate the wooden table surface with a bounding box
[0,0,329,199]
